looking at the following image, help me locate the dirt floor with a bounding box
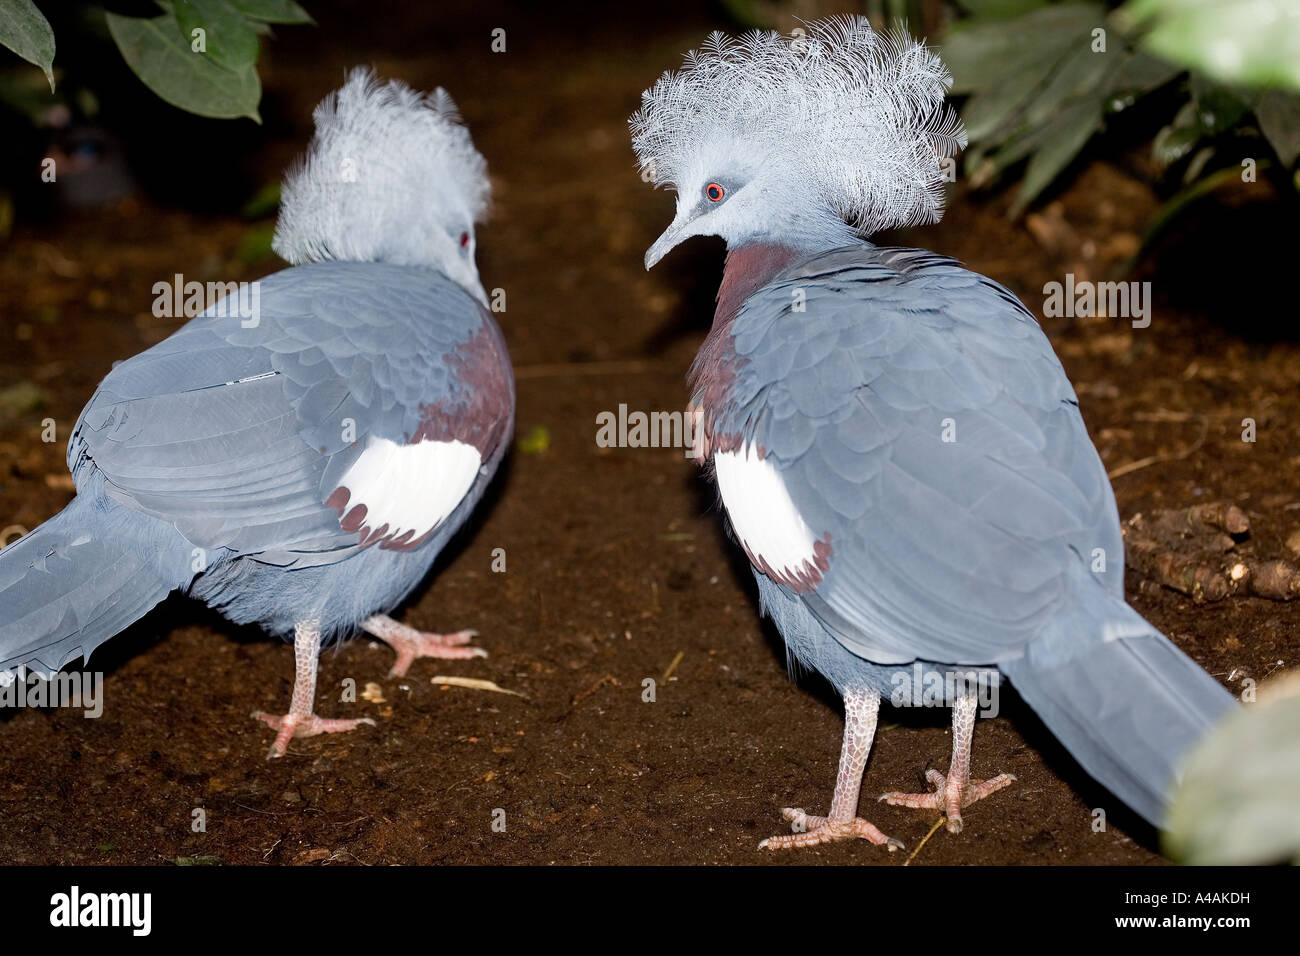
[0,2,1297,865]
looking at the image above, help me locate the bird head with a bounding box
[273,68,491,305]
[630,17,966,269]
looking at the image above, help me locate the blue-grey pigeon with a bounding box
[0,69,514,757]
[631,17,1237,849]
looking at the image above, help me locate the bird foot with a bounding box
[879,770,1015,834]
[363,615,486,676]
[759,808,904,851]
[251,710,377,759]
[384,628,485,677]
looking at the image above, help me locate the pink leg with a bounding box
[760,688,904,852]
[879,692,1015,833]
[361,613,485,678]
[251,620,376,758]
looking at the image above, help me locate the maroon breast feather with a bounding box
[689,242,800,459]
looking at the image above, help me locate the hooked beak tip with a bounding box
[644,240,669,271]
[644,221,684,271]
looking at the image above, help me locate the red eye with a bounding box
[705,183,724,202]
[459,232,471,248]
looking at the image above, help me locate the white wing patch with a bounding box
[712,442,829,590]
[335,436,481,548]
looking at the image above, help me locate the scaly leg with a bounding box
[879,691,1015,833]
[361,613,485,678]
[252,620,376,758]
[760,687,904,851]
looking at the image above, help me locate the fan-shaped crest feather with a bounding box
[629,17,966,236]
[274,68,490,268]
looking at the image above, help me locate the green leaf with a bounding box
[1189,73,1251,135]
[949,3,1129,200]
[1102,50,1183,112]
[1151,79,1254,169]
[106,10,261,121]
[174,0,260,71]
[226,0,313,24]
[1010,97,1104,216]
[960,70,1052,143]
[1255,89,1300,168]
[1153,100,1202,166]
[954,0,1048,19]
[0,55,62,119]
[941,3,1105,94]
[955,31,1081,142]
[240,179,280,219]
[0,0,55,92]
[235,223,275,264]
[1164,675,1300,865]
[1120,0,1300,93]
[1018,42,1118,131]
[978,103,1083,182]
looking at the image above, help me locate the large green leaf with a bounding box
[174,0,260,71]
[0,0,54,91]
[950,3,1112,201]
[106,10,261,121]
[1256,89,1300,168]
[960,60,1059,142]
[1019,42,1118,131]
[1011,96,1104,215]
[1164,674,1300,865]
[941,2,1105,93]
[226,0,313,24]
[1121,0,1300,93]
[968,124,1048,186]
[954,31,1087,142]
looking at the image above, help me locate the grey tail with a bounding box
[0,491,189,678]
[1001,573,1237,828]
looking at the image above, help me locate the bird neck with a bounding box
[715,242,803,324]
[688,242,802,457]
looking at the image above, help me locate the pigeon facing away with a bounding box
[632,18,1237,848]
[0,70,514,757]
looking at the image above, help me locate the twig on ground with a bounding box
[431,676,527,698]
[903,817,946,866]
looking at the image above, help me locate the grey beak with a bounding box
[644,217,690,270]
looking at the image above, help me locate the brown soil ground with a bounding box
[0,2,1295,865]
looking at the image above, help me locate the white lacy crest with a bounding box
[630,16,966,236]
[274,68,489,271]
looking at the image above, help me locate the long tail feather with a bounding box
[1002,579,1237,827]
[0,492,189,677]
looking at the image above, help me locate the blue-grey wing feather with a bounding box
[729,246,1124,666]
[70,260,498,566]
